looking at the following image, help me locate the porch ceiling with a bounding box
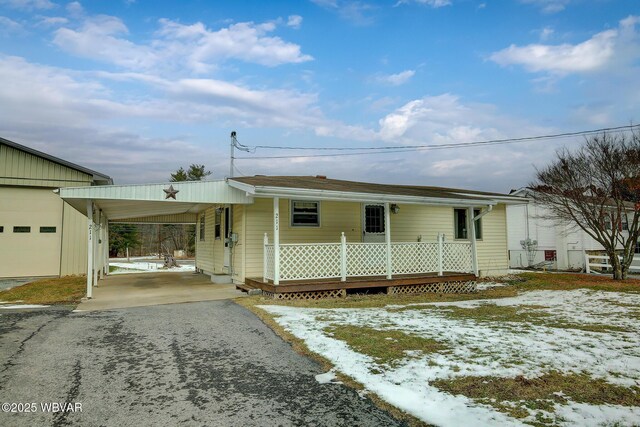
[59,180,253,220]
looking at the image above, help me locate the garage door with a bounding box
[0,187,63,278]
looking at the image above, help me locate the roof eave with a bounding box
[237,184,498,206]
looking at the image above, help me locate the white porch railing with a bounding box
[263,233,473,283]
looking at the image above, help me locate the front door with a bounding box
[223,207,231,272]
[362,204,385,243]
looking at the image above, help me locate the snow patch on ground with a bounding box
[109,262,195,274]
[0,304,49,309]
[475,282,506,290]
[258,289,640,426]
[315,370,342,384]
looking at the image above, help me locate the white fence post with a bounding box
[437,233,444,276]
[263,233,269,282]
[340,232,347,282]
[385,202,392,279]
[585,252,590,274]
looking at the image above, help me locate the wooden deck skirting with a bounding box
[241,272,477,297]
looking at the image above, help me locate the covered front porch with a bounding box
[243,197,484,298]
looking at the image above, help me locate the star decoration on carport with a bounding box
[163,185,179,200]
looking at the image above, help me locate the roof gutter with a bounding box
[228,181,497,207]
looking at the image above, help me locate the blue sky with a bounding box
[0,0,638,192]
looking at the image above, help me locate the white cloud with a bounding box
[53,15,159,69]
[0,16,23,35]
[157,19,313,69]
[520,0,570,14]
[539,26,554,41]
[490,28,617,74]
[312,0,377,26]
[395,0,451,8]
[66,1,83,16]
[0,0,54,10]
[287,15,303,29]
[36,15,68,27]
[491,16,640,76]
[52,13,312,72]
[377,69,415,86]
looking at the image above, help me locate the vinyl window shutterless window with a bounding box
[40,226,57,233]
[199,214,205,241]
[454,209,482,239]
[215,209,222,239]
[13,226,31,233]
[364,205,385,233]
[291,201,320,227]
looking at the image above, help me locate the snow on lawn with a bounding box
[109,261,194,274]
[0,304,49,309]
[259,289,640,426]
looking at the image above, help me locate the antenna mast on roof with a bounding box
[229,131,251,178]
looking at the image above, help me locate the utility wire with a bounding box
[236,124,639,160]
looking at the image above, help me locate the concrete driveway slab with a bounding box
[0,300,404,427]
[78,272,244,311]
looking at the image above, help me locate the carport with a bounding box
[58,180,253,299]
[76,271,242,310]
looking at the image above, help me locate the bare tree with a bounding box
[530,131,640,280]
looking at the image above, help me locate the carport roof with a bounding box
[59,180,253,221]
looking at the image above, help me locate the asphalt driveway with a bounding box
[0,301,404,427]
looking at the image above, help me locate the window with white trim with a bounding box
[215,209,222,239]
[454,209,482,239]
[364,205,385,233]
[291,200,320,227]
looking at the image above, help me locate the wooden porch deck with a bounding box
[240,272,477,297]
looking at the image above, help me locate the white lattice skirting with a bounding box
[263,289,347,300]
[388,280,477,295]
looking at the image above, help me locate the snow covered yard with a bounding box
[257,281,640,426]
[109,258,195,274]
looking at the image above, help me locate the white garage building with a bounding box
[0,137,112,278]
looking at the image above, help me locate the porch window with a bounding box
[215,209,222,239]
[199,214,205,241]
[364,205,385,233]
[454,209,482,240]
[291,201,320,227]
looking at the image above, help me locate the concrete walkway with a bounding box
[78,272,243,311]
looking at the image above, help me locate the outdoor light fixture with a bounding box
[390,204,400,214]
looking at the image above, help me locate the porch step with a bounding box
[236,282,262,295]
[211,274,232,284]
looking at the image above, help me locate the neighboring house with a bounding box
[0,137,112,278]
[60,175,524,297]
[506,187,628,271]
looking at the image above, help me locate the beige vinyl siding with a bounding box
[232,205,244,282]
[0,144,93,188]
[59,201,89,275]
[239,199,509,281]
[0,187,63,277]
[389,205,454,242]
[195,208,215,273]
[213,208,225,274]
[475,204,509,275]
[242,198,363,280]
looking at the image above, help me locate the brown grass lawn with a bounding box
[0,276,85,305]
